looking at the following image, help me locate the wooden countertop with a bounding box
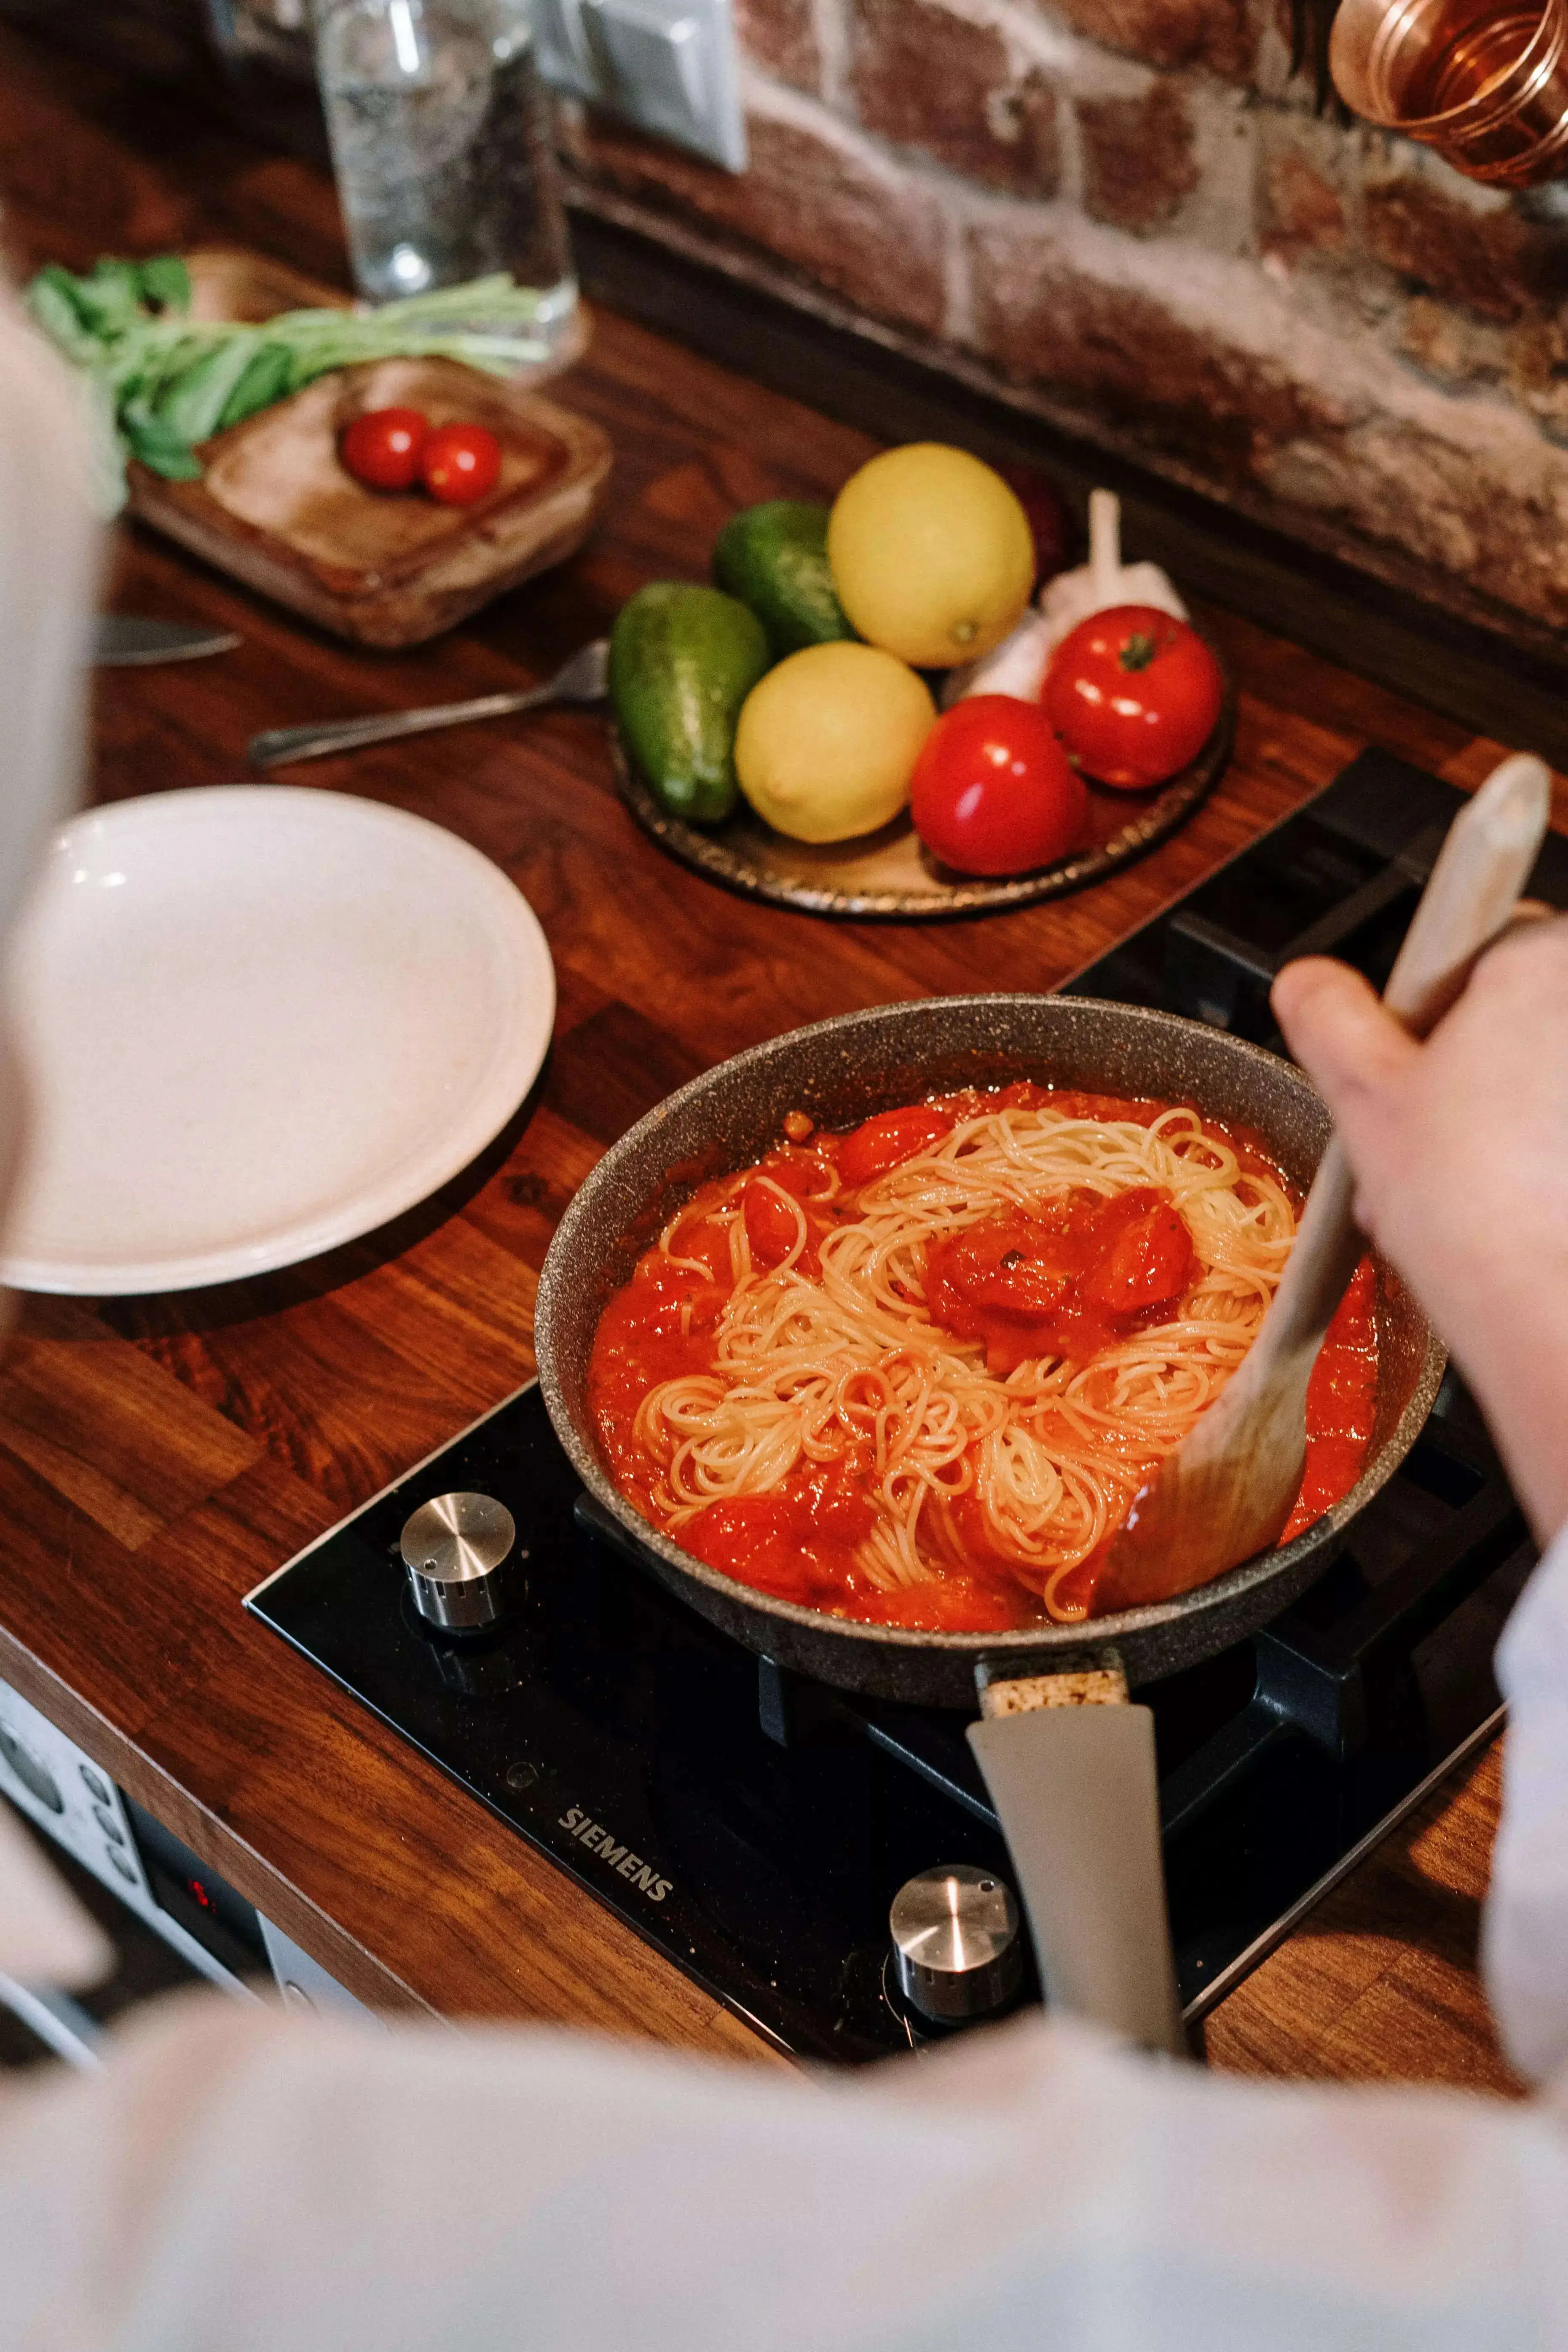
[0,23,1531,2090]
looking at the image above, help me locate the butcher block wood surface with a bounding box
[0,20,1544,2088]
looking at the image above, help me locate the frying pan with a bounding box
[536,992,1446,2057]
[535,993,1444,1709]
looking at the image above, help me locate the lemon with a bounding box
[827,444,1035,668]
[734,642,935,844]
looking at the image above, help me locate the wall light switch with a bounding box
[536,0,746,174]
[533,0,597,93]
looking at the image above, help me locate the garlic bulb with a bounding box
[1039,488,1185,654]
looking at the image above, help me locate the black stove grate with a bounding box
[1070,745,1568,1043]
[248,747,1552,2061]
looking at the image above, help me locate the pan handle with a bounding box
[968,1653,1186,2058]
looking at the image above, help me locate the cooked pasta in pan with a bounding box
[589,1085,1376,1631]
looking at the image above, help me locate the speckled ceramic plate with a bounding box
[613,669,1236,921]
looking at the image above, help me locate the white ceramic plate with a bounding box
[1,786,555,1295]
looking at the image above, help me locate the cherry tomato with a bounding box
[339,406,429,491]
[742,1178,804,1269]
[1080,1193,1193,1317]
[909,696,1087,878]
[1043,605,1223,790]
[838,1104,957,1189]
[421,420,502,506]
[684,1499,813,1602]
[661,1210,721,1276]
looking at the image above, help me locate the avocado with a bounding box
[713,501,853,659]
[608,582,771,826]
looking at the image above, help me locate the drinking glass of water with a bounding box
[314,0,578,353]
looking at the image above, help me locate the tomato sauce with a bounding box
[587,1086,1379,1633]
[925,1188,1195,1375]
[1277,1255,1379,1545]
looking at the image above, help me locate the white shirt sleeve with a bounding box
[1,1981,1566,2352]
[0,284,96,936]
[1486,1521,1568,2082]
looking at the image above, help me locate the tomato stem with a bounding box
[1118,632,1159,672]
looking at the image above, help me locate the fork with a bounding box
[248,638,610,770]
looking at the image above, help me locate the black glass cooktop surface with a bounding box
[248,748,1555,2064]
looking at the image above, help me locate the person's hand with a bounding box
[1272,916,1568,1545]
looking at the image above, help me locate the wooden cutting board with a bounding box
[126,249,611,648]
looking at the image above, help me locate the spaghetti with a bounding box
[588,1083,1378,1632]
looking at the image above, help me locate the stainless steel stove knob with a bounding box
[400,1492,516,1632]
[890,1864,1023,2023]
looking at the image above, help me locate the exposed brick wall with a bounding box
[564,90,949,336]
[849,0,1060,194]
[565,0,1568,636]
[732,0,822,96]
[1078,81,1198,232]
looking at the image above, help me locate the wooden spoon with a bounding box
[1094,750,1552,1617]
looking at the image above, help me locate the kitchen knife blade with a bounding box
[93,615,241,667]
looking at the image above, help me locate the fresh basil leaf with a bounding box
[136,255,190,315]
[155,337,259,447]
[284,341,345,394]
[72,260,147,339]
[216,340,294,431]
[25,255,552,501]
[134,330,202,404]
[121,400,202,480]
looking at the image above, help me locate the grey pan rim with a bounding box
[535,993,1445,1707]
[610,687,1236,923]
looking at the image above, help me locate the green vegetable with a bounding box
[120,397,202,481]
[24,255,556,513]
[609,583,772,826]
[155,338,267,452]
[712,501,853,659]
[68,259,150,341]
[217,343,294,433]
[136,255,190,313]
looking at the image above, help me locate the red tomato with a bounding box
[421,421,502,505]
[684,1499,812,1602]
[742,1178,803,1269]
[339,406,430,491]
[838,1105,956,1189]
[755,1147,830,1201]
[925,1187,1194,1373]
[1080,1193,1193,1317]
[796,1456,877,1547]
[909,696,1087,878]
[1043,606,1223,790]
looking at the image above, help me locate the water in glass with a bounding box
[315,0,576,337]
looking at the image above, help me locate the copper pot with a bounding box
[1331,0,1568,185]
